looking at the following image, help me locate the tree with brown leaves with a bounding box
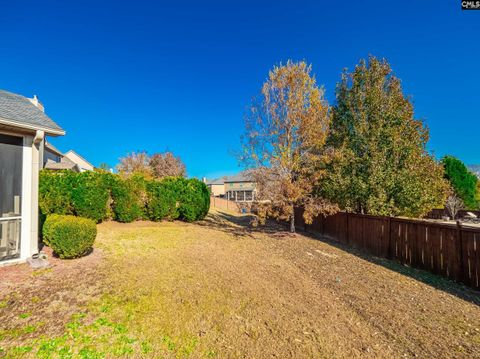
[117,151,152,178]
[149,152,186,178]
[241,61,338,233]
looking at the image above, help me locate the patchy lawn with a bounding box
[1,209,480,358]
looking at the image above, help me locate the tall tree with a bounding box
[476,181,480,209]
[323,56,448,217]
[149,152,186,178]
[441,155,478,209]
[117,151,152,178]
[241,61,337,233]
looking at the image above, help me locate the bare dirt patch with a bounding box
[0,210,479,358]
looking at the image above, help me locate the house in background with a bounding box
[204,177,227,197]
[44,141,80,172]
[43,141,94,172]
[204,173,256,202]
[0,90,65,264]
[63,150,94,172]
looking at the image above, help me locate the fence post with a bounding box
[456,220,464,283]
[387,216,392,259]
[345,212,349,245]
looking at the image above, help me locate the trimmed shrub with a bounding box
[71,171,110,222]
[110,174,147,223]
[40,170,109,223]
[145,177,210,222]
[177,178,210,222]
[39,170,76,216]
[39,170,210,225]
[146,179,179,221]
[43,214,97,259]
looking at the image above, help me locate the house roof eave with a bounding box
[0,116,65,137]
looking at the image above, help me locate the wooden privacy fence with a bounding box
[210,196,252,214]
[294,209,480,290]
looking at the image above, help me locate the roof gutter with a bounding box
[0,116,65,136]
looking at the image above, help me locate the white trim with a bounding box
[0,116,65,136]
[0,258,26,267]
[0,129,25,138]
[0,216,21,221]
[20,135,34,261]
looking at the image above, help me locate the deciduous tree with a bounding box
[445,193,464,220]
[441,156,478,209]
[149,152,186,178]
[117,151,152,178]
[241,61,337,233]
[323,56,448,217]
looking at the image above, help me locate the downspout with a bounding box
[35,130,45,168]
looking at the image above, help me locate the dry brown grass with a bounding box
[0,208,479,358]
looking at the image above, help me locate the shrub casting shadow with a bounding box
[199,210,291,240]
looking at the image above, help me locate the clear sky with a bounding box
[1,1,479,178]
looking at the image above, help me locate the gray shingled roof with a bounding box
[223,173,253,182]
[206,173,253,185]
[206,177,227,185]
[44,160,79,172]
[0,90,64,134]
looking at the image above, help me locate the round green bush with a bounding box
[43,214,97,259]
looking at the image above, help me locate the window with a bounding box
[237,191,245,201]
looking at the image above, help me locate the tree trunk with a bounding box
[290,210,295,233]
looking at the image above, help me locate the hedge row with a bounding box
[39,171,210,223]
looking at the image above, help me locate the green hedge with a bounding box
[43,214,97,259]
[146,179,179,221]
[178,178,210,221]
[110,174,147,223]
[39,171,210,224]
[39,171,109,222]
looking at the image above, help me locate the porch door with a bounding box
[0,133,22,261]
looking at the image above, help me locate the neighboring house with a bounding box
[43,142,93,172]
[205,177,227,197]
[224,174,256,202]
[0,90,65,264]
[43,141,80,172]
[204,173,256,202]
[63,150,94,172]
[468,165,480,179]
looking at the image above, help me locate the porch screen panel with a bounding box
[0,133,22,260]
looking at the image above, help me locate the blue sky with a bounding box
[1,1,479,178]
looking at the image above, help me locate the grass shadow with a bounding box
[298,229,480,306]
[202,209,479,306]
[198,210,292,240]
